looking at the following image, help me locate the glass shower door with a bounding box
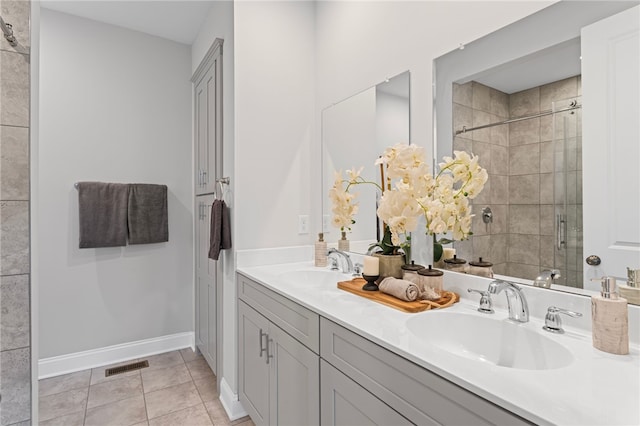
[551,96,583,287]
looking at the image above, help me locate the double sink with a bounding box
[278,268,574,371]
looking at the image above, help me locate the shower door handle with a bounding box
[556,214,566,250]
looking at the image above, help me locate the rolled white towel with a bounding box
[379,277,419,302]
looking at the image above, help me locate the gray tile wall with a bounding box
[0,1,31,425]
[452,81,509,274]
[452,76,582,284]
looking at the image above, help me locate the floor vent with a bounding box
[105,360,149,377]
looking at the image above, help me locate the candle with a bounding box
[443,248,456,260]
[363,255,379,275]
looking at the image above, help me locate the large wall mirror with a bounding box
[322,71,410,253]
[434,1,639,301]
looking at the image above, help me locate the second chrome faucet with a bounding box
[487,279,529,323]
[327,248,353,274]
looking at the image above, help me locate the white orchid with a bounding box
[329,167,379,232]
[375,144,487,245]
[329,144,487,249]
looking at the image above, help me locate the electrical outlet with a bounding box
[298,215,309,234]
[323,215,330,233]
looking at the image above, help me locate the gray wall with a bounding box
[38,9,193,359]
[0,0,32,424]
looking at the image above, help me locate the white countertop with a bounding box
[237,261,640,426]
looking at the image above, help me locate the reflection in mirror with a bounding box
[433,1,639,299]
[322,71,410,253]
[451,76,583,288]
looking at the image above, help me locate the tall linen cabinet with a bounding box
[192,39,223,378]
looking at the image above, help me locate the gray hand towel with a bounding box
[209,199,232,260]
[379,277,419,302]
[127,184,169,244]
[77,182,129,248]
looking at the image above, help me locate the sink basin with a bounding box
[277,269,351,287]
[407,312,574,370]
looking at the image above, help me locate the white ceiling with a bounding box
[461,37,582,94]
[41,0,215,45]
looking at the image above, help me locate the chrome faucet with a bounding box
[487,279,529,323]
[533,269,561,289]
[327,248,353,274]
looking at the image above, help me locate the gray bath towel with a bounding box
[209,199,231,260]
[77,182,129,248]
[127,184,169,244]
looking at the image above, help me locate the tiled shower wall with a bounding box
[0,0,31,425]
[506,76,582,285]
[452,76,582,284]
[452,81,510,275]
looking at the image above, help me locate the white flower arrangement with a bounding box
[376,144,488,246]
[329,144,488,251]
[328,166,379,232]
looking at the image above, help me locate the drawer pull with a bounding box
[266,337,274,364]
[259,329,268,358]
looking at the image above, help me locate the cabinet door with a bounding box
[269,324,320,426]
[239,301,270,426]
[194,73,208,194]
[194,53,222,196]
[195,194,216,373]
[195,198,208,353]
[320,360,410,426]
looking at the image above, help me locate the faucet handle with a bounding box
[353,263,363,276]
[467,289,494,314]
[328,257,339,271]
[542,306,582,334]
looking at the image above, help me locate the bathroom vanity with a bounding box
[236,262,640,426]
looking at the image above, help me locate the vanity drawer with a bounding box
[320,318,532,426]
[237,273,320,353]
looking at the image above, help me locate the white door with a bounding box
[582,6,640,290]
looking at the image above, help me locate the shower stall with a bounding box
[450,77,584,288]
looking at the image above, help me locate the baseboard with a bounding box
[38,331,194,379]
[219,377,248,421]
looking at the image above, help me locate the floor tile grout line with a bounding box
[143,352,200,422]
[83,369,91,426]
[191,374,216,425]
[140,369,151,426]
[38,383,90,401]
[86,372,143,412]
[190,370,221,425]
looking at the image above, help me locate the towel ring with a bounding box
[215,177,230,200]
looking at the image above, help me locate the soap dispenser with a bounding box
[591,276,629,355]
[315,233,327,267]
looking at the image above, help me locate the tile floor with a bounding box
[38,349,255,426]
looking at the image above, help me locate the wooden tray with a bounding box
[337,278,459,313]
